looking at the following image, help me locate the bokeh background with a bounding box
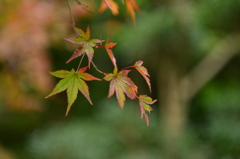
[1,0,240,158]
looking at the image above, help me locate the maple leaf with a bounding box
[66,46,83,64]
[134,60,151,93]
[104,69,138,109]
[64,26,104,66]
[105,37,118,69]
[138,95,157,126]
[46,67,101,116]
[99,0,119,15]
[125,0,141,25]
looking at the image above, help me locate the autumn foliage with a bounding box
[46,0,156,126]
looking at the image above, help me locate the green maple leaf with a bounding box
[64,26,104,66]
[138,95,157,126]
[46,67,101,115]
[104,69,138,109]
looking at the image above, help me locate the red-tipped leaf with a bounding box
[138,95,157,126]
[134,60,151,93]
[105,37,118,69]
[64,26,104,66]
[104,70,138,109]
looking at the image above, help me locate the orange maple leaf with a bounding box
[98,0,119,15]
[125,0,141,25]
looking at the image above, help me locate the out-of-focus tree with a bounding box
[115,0,240,158]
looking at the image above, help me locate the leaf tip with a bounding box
[45,93,52,99]
[144,114,150,126]
[65,105,71,116]
[65,111,69,116]
[89,100,93,105]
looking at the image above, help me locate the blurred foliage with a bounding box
[0,0,240,159]
[27,100,160,159]
[190,56,240,158]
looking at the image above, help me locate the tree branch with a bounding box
[180,34,240,100]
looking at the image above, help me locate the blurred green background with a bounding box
[0,0,240,158]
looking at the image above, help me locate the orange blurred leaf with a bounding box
[125,0,141,25]
[99,0,119,15]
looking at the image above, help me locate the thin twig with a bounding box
[67,0,82,37]
[180,34,240,101]
[75,0,94,13]
[75,0,88,8]
[66,0,75,26]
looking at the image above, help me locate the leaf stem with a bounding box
[91,62,105,74]
[119,65,134,72]
[76,54,85,72]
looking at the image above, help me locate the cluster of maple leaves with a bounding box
[46,0,156,126]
